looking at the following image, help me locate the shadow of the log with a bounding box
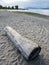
[28,55,49,65]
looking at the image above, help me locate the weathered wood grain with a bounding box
[4,26,41,60]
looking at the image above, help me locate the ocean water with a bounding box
[27,9,49,16]
[8,9,49,16]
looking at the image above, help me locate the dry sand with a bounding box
[0,11,49,65]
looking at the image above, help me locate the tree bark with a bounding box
[4,26,41,60]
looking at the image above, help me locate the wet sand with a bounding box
[0,11,49,65]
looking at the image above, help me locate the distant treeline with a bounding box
[0,5,18,9]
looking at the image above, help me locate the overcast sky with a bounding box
[0,0,49,8]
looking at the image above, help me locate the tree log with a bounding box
[4,26,41,60]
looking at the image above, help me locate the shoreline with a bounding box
[0,9,49,19]
[13,11,49,19]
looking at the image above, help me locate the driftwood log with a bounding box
[4,26,41,60]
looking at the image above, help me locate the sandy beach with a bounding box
[0,11,49,65]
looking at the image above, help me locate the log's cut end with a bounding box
[28,46,41,60]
